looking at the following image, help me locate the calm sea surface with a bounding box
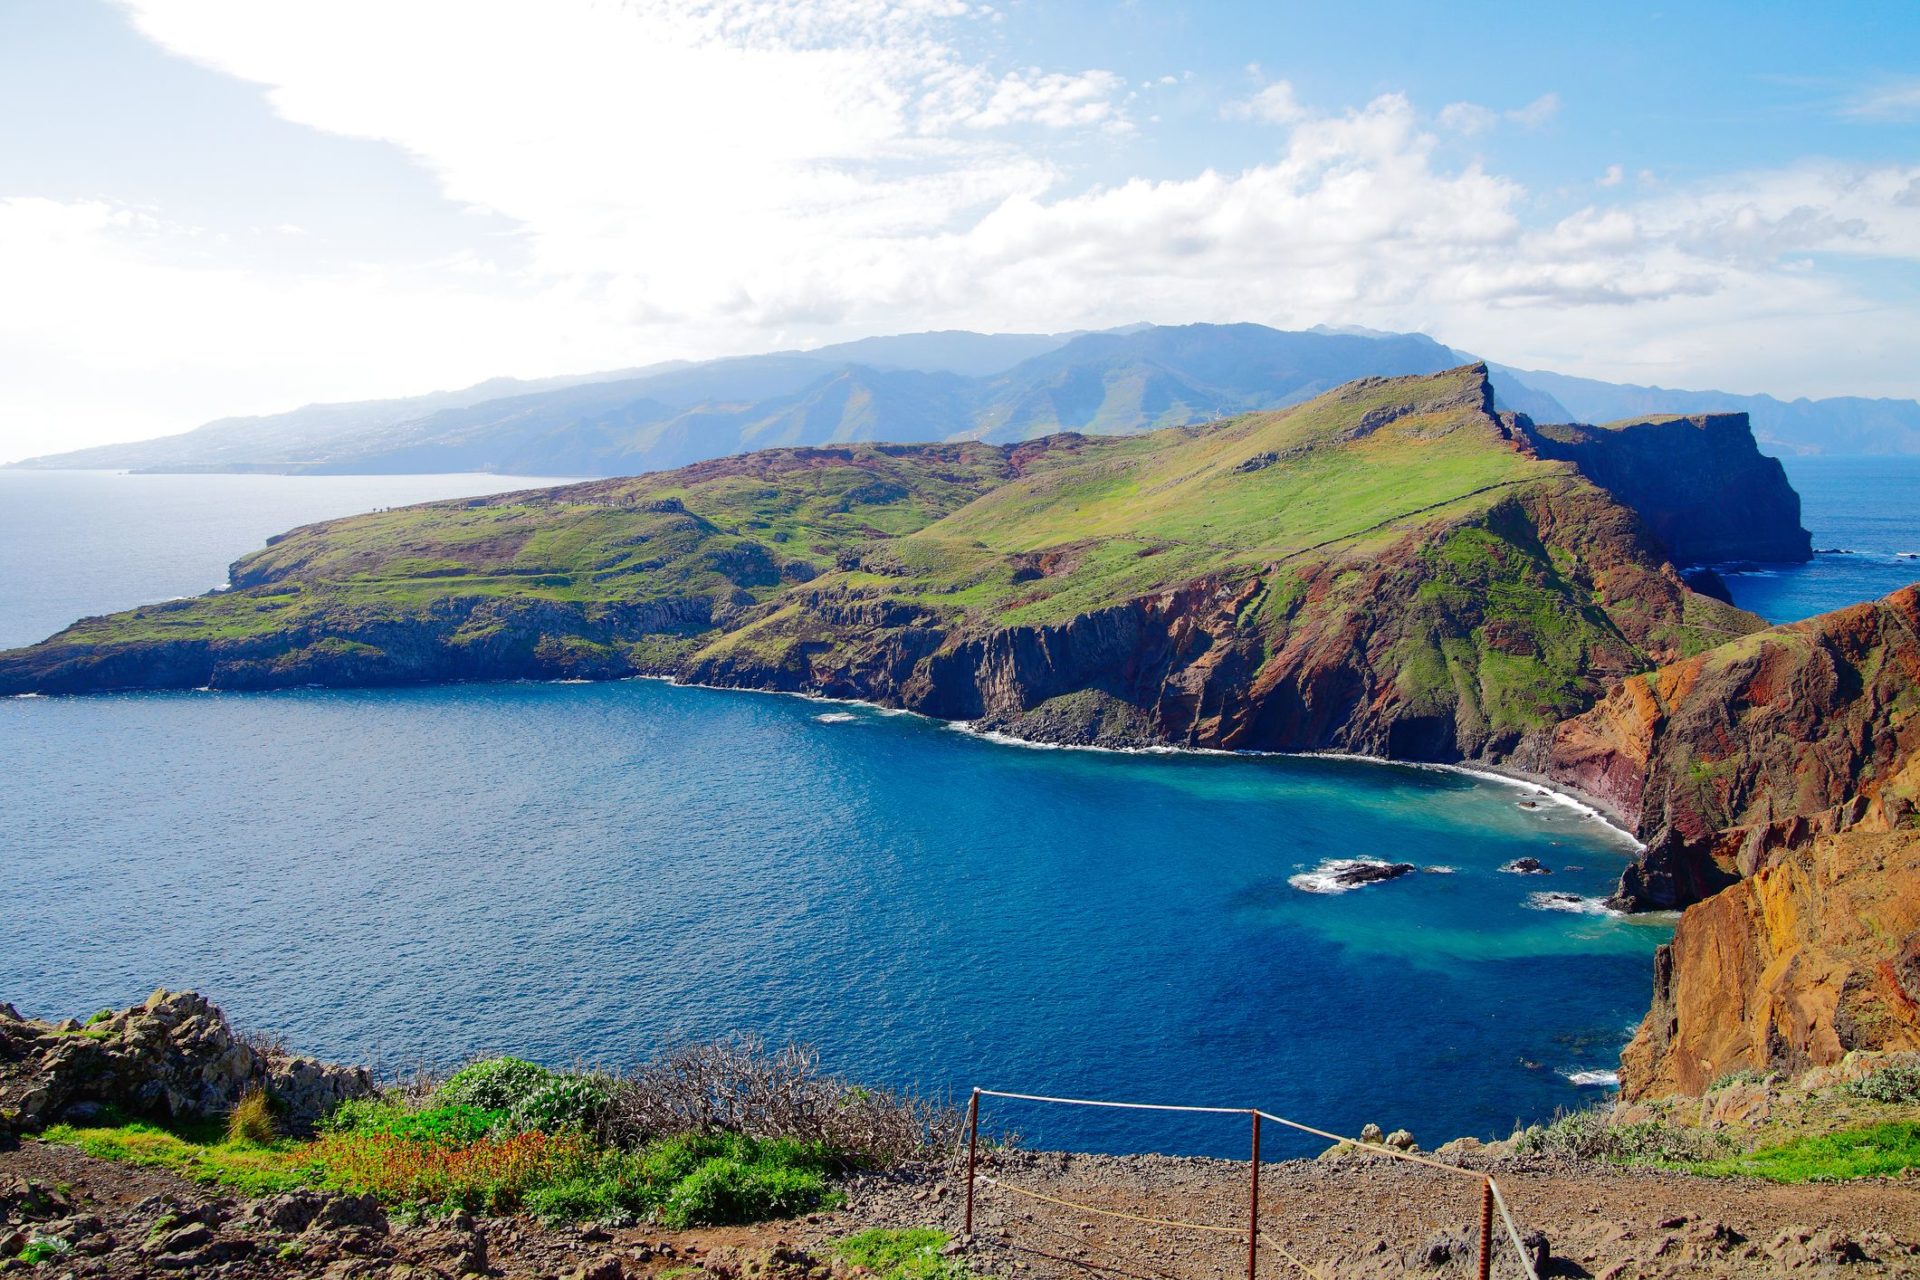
[0,470,579,651]
[0,459,1911,1155]
[1721,457,1920,623]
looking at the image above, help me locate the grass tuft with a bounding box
[227,1085,277,1146]
[832,1229,968,1280]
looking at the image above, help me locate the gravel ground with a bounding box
[836,1148,1920,1279]
[6,1135,1920,1279]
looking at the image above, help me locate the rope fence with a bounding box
[959,1087,1540,1280]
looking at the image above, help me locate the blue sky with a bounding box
[2,0,1917,460]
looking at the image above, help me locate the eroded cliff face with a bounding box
[1539,586,1920,908]
[1519,413,1812,566]
[1579,588,1920,1098]
[680,481,1749,763]
[1621,823,1920,1097]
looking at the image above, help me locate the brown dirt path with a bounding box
[7,1137,1920,1279]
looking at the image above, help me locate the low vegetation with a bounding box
[1839,1058,1920,1106]
[1514,1060,1920,1184]
[1687,1123,1920,1184]
[41,1037,956,1229]
[1514,1106,1735,1165]
[832,1228,971,1280]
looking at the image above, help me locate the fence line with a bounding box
[960,1086,1539,1280]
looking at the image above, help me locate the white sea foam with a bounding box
[1424,865,1457,874]
[1526,891,1619,916]
[949,721,1190,755]
[1564,1069,1620,1087]
[813,711,857,724]
[1305,751,1640,846]
[1289,858,1411,895]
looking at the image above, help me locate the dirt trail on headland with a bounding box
[9,1137,1918,1280]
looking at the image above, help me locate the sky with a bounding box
[2,1,1919,462]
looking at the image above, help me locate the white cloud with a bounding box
[1226,80,1309,125]
[2,3,1919,460]
[952,69,1130,130]
[1597,164,1624,187]
[1437,102,1497,136]
[1845,78,1920,121]
[1506,92,1561,129]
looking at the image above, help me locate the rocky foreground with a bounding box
[4,993,1920,1279]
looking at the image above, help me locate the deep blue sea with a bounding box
[0,459,1913,1157]
[1721,457,1920,624]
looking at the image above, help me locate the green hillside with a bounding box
[0,365,1763,761]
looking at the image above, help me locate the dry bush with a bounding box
[600,1036,959,1167]
[227,1085,278,1145]
[236,1025,291,1060]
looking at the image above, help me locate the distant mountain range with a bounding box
[13,323,1919,475]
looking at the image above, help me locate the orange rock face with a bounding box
[1621,827,1920,1097]
[1571,585,1920,1097]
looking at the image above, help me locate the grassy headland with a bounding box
[0,364,1765,766]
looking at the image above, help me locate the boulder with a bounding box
[0,990,373,1133]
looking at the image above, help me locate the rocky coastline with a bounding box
[2,367,1915,1108]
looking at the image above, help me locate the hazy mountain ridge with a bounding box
[13,323,1919,476]
[1496,364,1920,456]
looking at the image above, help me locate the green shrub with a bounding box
[85,1009,114,1027]
[658,1154,829,1228]
[637,1132,741,1184]
[227,1086,277,1145]
[1514,1106,1730,1164]
[326,1099,506,1146]
[1841,1060,1920,1105]
[18,1236,73,1266]
[436,1057,555,1113]
[521,1150,654,1226]
[832,1229,965,1280]
[509,1074,615,1135]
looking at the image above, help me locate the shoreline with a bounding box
[642,672,1646,847]
[15,666,1645,849]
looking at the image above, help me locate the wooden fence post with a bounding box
[1478,1178,1493,1280]
[964,1089,980,1237]
[1247,1110,1261,1280]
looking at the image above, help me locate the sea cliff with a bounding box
[6,365,1909,1104]
[1519,413,1812,567]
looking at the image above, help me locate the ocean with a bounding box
[1720,456,1920,624]
[0,458,1912,1156]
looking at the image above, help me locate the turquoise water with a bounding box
[2,458,1912,1157]
[1,678,1659,1157]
